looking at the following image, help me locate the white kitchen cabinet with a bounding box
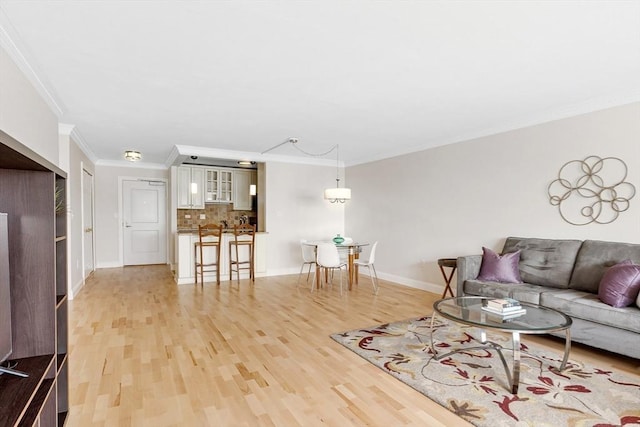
[176,232,267,284]
[205,168,233,203]
[233,170,256,210]
[176,233,196,279]
[177,166,205,209]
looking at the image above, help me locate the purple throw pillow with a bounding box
[598,260,640,308]
[477,247,523,284]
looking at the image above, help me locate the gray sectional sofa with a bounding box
[456,237,640,359]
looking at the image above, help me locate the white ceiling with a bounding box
[1,1,639,167]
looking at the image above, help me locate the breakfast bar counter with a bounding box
[175,230,268,284]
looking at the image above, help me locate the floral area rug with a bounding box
[331,316,640,427]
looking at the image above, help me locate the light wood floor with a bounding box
[67,266,640,427]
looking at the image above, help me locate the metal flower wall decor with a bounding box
[548,156,636,225]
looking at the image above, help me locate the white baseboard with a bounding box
[368,271,443,294]
[96,261,122,269]
[69,277,85,300]
[263,267,303,277]
[262,267,445,295]
[94,263,446,295]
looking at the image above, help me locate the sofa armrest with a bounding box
[456,255,482,296]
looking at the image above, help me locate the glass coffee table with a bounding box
[430,296,572,394]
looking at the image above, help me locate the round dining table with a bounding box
[303,240,369,290]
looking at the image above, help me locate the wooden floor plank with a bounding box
[67,265,640,426]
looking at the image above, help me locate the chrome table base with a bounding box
[429,314,571,394]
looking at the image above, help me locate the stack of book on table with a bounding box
[482,298,526,320]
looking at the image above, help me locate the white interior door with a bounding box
[123,179,167,265]
[82,169,95,278]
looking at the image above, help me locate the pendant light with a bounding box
[324,144,351,203]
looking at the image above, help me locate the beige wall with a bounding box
[346,102,640,294]
[264,161,345,275]
[95,165,169,268]
[0,45,59,164]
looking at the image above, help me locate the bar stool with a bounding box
[229,224,256,282]
[195,223,223,285]
[437,258,457,298]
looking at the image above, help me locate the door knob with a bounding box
[84,227,93,232]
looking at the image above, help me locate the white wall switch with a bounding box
[185,214,191,219]
[199,214,206,219]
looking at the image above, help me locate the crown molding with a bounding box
[70,127,98,164]
[164,145,181,168]
[59,123,99,164]
[58,123,74,136]
[96,159,168,170]
[0,9,64,118]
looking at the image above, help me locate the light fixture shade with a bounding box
[324,187,351,202]
[124,150,142,161]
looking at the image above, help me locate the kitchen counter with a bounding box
[175,231,267,284]
[177,228,267,234]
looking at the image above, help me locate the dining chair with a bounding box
[353,241,379,294]
[229,223,256,282]
[195,223,223,285]
[312,243,348,295]
[297,240,316,286]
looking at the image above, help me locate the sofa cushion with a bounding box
[463,280,545,304]
[477,247,522,283]
[598,260,640,308]
[502,237,582,289]
[569,240,640,293]
[540,289,640,334]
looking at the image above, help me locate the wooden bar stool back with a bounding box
[229,223,256,282]
[195,223,223,285]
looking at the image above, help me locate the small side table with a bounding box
[437,258,457,298]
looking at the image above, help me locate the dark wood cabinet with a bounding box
[0,130,68,426]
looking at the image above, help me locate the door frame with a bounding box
[81,165,95,281]
[118,176,169,266]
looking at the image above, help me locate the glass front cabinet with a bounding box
[205,169,233,203]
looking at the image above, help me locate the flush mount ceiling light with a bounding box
[262,138,351,203]
[123,150,142,161]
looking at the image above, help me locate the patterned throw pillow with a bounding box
[477,247,523,284]
[598,260,640,308]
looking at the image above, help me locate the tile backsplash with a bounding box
[177,204,256,229]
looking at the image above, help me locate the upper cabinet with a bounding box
[205,168,233,203]
[177,166,205,209]
[233,170,256,211]
[177,165,256,209]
